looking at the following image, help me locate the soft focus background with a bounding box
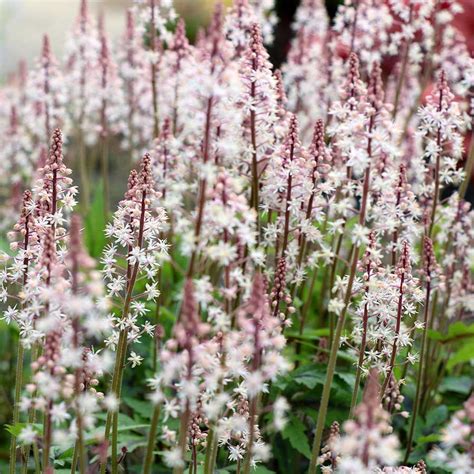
[0,0,221,80]
[1,0,473,80]
[0,0,214,80]
[0,0,346,81]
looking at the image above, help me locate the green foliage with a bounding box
[281,415,312,459]
[447,343,474,370]
[428,322,474,344]
[84,181,107,258]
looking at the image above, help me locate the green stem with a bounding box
[101,188,147,472]
[349,297,369,417]
[112,411,118,474]
[242,397,257,474]
[22,343,40,474]
[101,135,109,220]
[308,245,360,474]
[173,404,190,474]
[459,133,474,199]
[9,341,24,474]
[404,281,432,463]
[78,129,90,212]
[203,427,216,474]
[143,405,161,474]
[294,268,318,365]
[42,403,52,472]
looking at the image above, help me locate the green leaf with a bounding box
[335,372,356,390]
[429,322,474,344]
[286,328,331,340]
[281,415,311,459]
[425,405,448,429]
[5,423,42,437]
[0,237,10,254]
[124,397,153,419]
[439,376,472,395]
[416,433,442,444]
[96,412,147,432]
[5,423,25,437]
[84,181,107,258]
[292,365,327,389]
[254,467,277,474]
[447,343,474,370]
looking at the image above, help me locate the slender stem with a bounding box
[459,134,474,199]
[173,404,190,474]
[392,7,413,119]
[349,283,370,416]
[349,0,360,53]
[186,97,214,278]
[404,280,432,462]
[42,401,53,471]
[242,397,257,474]
[281,138,295,258]
[294,268,319,365]
[101,191,147,473]
[309,156,371,473]
[22,343,40,474]
[381,270,406,395]
[203,427,215,474]
[429,143,441,237]
[9,341,24,474]
[429,84,445,237]
[101,135,109,219]
[250,55,260,239]
[10,217,30,474]
[204,343,227,473]
[78,129,90,212]
[150,0,160,137]
[308,244,360,474]
[112,411,118,474]
[142,405,161,474]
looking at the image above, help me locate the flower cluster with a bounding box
[1,0,473,473]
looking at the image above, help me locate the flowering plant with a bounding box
[1,0,473,473]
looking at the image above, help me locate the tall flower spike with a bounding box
[429,394,474,472]
[336,369,400,471]
[67,214,94,273]
[24,33,66,153]
[418,69,466,235]
[172,18,190,59]
[341,52,364,107]
[367,62,384,113]
[225,0,257,56]
[308,119,330,175]
[422,236,438,283]
[382,240,412,394]
[175,279,208,349]
[240,22,277,223]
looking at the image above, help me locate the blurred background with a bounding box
[1,0,473,81]
[0,0,350,82]
[0,0,220,80]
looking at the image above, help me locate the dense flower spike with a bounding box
[335,370,400,472]
[25,35,67,150]
[1,1,473,474]
[429,394,474,473]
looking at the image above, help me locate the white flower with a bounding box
[128,351,143,368]
[51,402,71,425]
[163,447,184,468]
[351,224,370,246]
[18,425,37,444]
